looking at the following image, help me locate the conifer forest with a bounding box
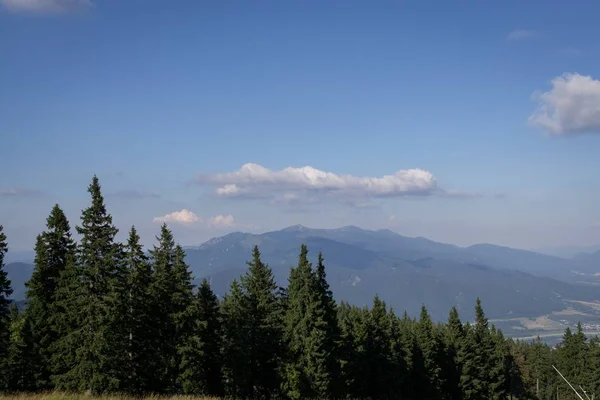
[2,177,600,400]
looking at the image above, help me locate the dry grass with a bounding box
[566,299,600,311]
[0,394,220,400]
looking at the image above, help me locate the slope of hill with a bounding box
[6,225,600,336]
[181,225,600,326]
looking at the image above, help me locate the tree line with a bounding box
[0,176,599,399]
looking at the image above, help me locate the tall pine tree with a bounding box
[282,245,338,399]
[148,224,194,393]
[123,226,154,394]
[415,305,445,399]
[178,278,223,396]
[24,205,75,389]
[221,279,252,398]
[240,246,282,399]
[6,304,37,391]
[55,176,126,393]
[0,225,13,390]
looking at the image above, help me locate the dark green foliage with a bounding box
[24,205,75,389]
[54,176,127,393]
[123,226,154,394]
[49,251,82,389]
[6,304,37,391]
[239,245,282,399]
[0,225,13,389]
[178,278,223,396]
[443,306,465,400]
[221,279,251,398]
[148,224,195,393]
[415,305,445,399]
[281,246,339,399]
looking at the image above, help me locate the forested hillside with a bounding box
[0,177,599,399]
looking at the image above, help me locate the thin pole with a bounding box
[580,385,592,400]
[552,365,585,400]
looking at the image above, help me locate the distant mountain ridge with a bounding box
[7,225,600,326]
[180,225,600,323]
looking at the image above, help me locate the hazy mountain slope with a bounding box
[7,225,600,325]
[5,262,34,300]
[186,227,600,322]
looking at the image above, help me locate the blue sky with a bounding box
[1,0,600,252]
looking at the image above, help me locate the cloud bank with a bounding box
[529,73,600,135]
[153,210,253,230]
[197,163,438,200]
[1,0,92,14]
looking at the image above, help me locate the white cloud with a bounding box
[153,209,200,225]
[1,0,92,13]
[528,73,600,135]
[507,29,538,41]
[152,210,257,230]
[197,163,438,199]
[208,215,235,228]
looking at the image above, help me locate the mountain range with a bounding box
[5,225,600,335]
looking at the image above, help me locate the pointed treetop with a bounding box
[47,204,71,232]
[298,244,309,264]
[155,223,175,250]
[88,175,106,209]
[448,306,463,335]
[128,225,140,242]
[475,297,488,330]
[316,252,326,279]
[252,245,261,257]
[0,225,13,314]
[198,278,216,300]
[0,225,6,263]
[420,304,432,326]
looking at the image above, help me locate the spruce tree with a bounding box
[24,205,75,389]
[315,252,342,397]
[445,306,465,400]
[6,304,37,391]
[171,243,195,347]
[50,251,82,389]
[282,245,337,399]
[123,226,154,394]
[363,296,396,399]
[0,225,13,390]
[239,245,282,399]
[221,279,251,398]
[460,298,493,399]
[489,326,509,399]
[387,308,410,398]
[415,304,445,399]
[337,301,361,397]
[178,278,223,396]
[148,226,195,393]
[56,176,126,393]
